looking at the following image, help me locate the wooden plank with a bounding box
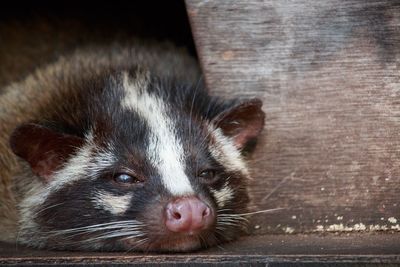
[186,0,400,234]
[1,233,400,265]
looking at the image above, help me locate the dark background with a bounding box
[0,1,197,56]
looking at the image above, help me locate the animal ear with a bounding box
[9,123,84,183]
[213,99,265,152]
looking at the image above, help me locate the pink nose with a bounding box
[165,197,214,233]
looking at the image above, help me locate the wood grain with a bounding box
[186,0,400,234]
[1,233,399,265]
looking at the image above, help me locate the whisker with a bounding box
[214,227,231,245]
[197,233,208,249]
[218,221,248,228]
[47,226,142,237]
[218,216,248,223]
[125,237,150,253]
[217,208,235,213]
[261,172,297,203]
[47,220,143,231]
[216,244,226,251]
[215,208,283,235]
[44,220,144,238]
[211,230,227,251]
[216,221,242,226]
[188,75,202,143]
[217,222,248,230]
[52,228,144,241]
[217,214,249,221]
[33,202,66,217]
[83,231,145,243]
[234,207,285,216]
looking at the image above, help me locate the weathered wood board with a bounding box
[1,234,400,265]
[186,0,400,234]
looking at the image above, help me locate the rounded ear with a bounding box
[9,123,84,183]
[212,98,265,152]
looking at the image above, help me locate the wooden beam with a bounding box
[1,234,400,265]
[186,0,400,235]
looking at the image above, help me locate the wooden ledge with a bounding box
[1,233,399,265]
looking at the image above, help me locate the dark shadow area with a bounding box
[0,1,197,56]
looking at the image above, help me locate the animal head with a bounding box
[10,70,265,251]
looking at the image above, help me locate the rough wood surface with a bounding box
[186,0,400,234]
[1,233,399,266]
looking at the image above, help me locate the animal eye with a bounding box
[113,173,141,185]
[198,170,218,184]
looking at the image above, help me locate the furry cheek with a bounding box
[92,190,133,215]
[210,183,234,208]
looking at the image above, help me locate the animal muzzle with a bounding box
[165,196,214,234]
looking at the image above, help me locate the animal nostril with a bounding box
[202,207,210,218]
[173,212,181,220]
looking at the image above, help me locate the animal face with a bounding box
[10,71,265,251]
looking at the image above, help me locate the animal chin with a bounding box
[123,234,206,252]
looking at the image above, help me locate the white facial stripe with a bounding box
[19,138,118,244]
[20,139,117,219]
[50,144,93,192]
[122,72,193,196]
[50,139,117,192]
[93,191,133,215]
[211,183,234,208]
[208,126,249,176]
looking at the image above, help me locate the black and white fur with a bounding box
[0,41,264,252]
